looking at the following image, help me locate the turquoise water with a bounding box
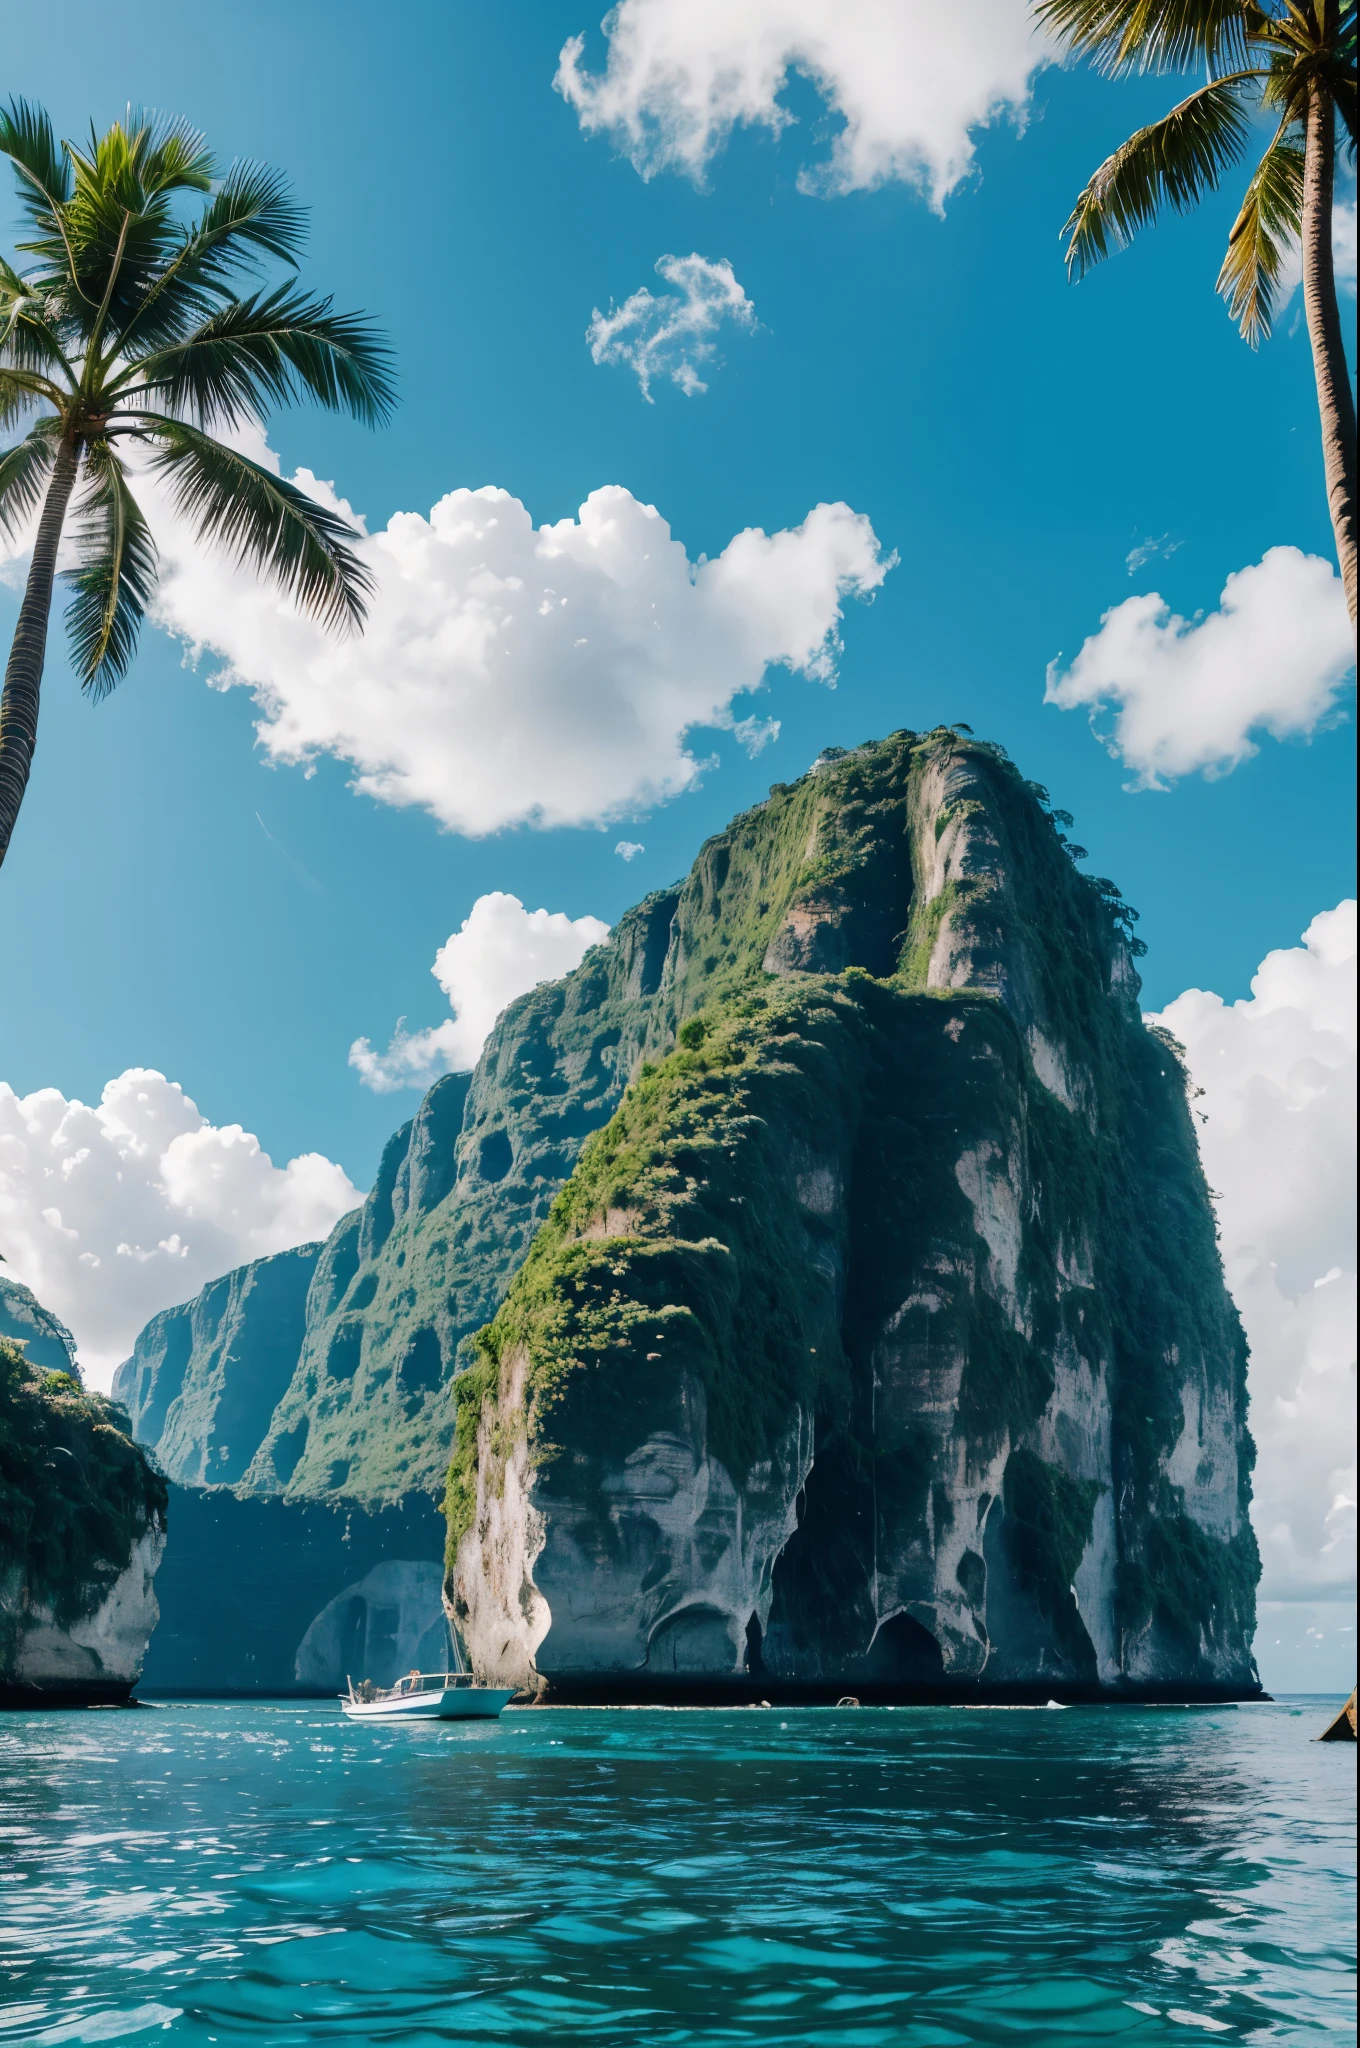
[0,1699,1353,2046]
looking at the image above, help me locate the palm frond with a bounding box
[123,284,395,428]
[130,112,215,197]
[186,162,303,272]
[1258,38,1313,122]
[62,119,193,335]
[1062,73,1258,274]
[0,283,76,384]
[1033,0,1252,74]
[0,261,59,367]
[1216,128,1305,342]
[142,415,373,629]
[0,419,57,538]
[114,165,308,357]
[0,365,57,423]
[1333,70,1357,150]
[0,368,34,427]
[0,98,72,225]
[66,111,212,212]
[64,438,157,696]
[0,99,85,299]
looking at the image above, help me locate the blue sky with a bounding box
[1,2,1355,1682]
[0,0,1352,1179]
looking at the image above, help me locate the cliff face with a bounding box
[139,1485,446,1696]
[0,1276,78,1375]
[447,733,1260,1699]
[234,881,707,1503]
[109,855,717,1692]
[113,1244,320,1487]
[0,1338,166,1703]
[119,746,936,1510]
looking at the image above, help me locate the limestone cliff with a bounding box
[0,1276,78,1374]
[113,1244,320,1486]
[446,733,1261,1700]
[119,751,933,1509]
[1,1338,166,1703]
[234,882,705,1501]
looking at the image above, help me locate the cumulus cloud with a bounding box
[589,252,756,399]
[349,892,611,1093]
[1045,546,1355,787]
[615,840,645,861]
[1149,903,1356,1610]
[148,447,890,836]
[0,1070,359,1388]
[555,0,1049,203]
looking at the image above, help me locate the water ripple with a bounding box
[0,1701,1353,2045]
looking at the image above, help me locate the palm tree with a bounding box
[1036,2,1358,621]
[0,102,394,871]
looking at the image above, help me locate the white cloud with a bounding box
[0,1070,359,1388]
[555,0,1049,203]
[589,252,756,400]
[615,840,645,861]
[1149,903,1356,1611]
[1125,533,1181,577]
[349,892,611,1093]
[732,713,781,755]
[1045,547,1355,787]
[149,454,891,837]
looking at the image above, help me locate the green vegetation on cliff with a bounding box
[0,1338,167,1640]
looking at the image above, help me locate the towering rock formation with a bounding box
[0,1338,166,1704]
[446,733,1261,1699]
[112,728,1260,1700]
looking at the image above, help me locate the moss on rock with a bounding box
[0,1338,167,1649]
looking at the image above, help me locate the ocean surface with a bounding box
[0,1697,1354,2046]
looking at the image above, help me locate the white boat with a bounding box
[341,1670,516,1721]
[341,1624,514,1721]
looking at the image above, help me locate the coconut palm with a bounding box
[1036,1,1358,620]
[0,101,394,871]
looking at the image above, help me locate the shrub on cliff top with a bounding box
[0,1337,166,1634]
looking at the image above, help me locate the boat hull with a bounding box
[341,1685,515,1721]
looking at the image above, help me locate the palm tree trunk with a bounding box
[0,437,80,872]
[1301,80,1358,623]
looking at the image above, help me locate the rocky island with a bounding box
[107,730,1260,1702]
[446,731,1260,1699]
[1,1305,166,1706]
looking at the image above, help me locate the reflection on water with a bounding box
[0,1699,1353,2045]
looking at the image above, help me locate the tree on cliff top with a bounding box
[0,101,394,871]
[1036,0,1358,621]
